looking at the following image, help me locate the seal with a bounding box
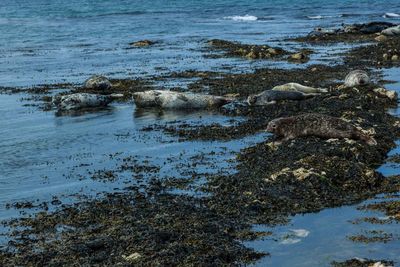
[247,90,314,106]
[344,70,370,87]
[266,113,377,145]
[272,83,328,94]
[382,25,400,36]
[132,90,232,109]
[343,22,396,34]
[84,75,112,91]
[308,27,340,37]
[53,93,122,110]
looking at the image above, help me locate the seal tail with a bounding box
[355,132,377,146]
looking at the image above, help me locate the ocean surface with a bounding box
[1,0,400,86]
[1,0,400,266]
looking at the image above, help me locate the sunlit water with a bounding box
[1,0,400,265]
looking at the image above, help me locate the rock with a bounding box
[245,51,257,59]
[289,52,308,61]
[267,48,278,55]
[122,252,141,263]
[292,168,319,181]
[373,88,398,100]
[383,53,389,60]
[391,55,399,61]
[130,40,155,47]
[84,75,112,91]
[221,100,249,114]
[375,35,388,42]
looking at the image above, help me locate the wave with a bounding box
[383,12,400,18]
[306,14,343,20]
[223,14,258,21]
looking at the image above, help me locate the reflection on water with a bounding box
[0,93,263,221]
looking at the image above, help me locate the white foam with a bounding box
[290,229,310,238]
[280,238,301,245]
[307,15,343,20]
[384,12,400,18]
[307,15,323,19]
[224,15,258,21]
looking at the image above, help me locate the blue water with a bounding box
[1,0,400,86]
[1,0,400,266]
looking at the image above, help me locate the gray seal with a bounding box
[272,83,328,94]
[132,90,232,109]
[266,113,377,145]
[344,70,370,87]
[247,90,314,106]
[382,25,400,36]
[53,93,122,110]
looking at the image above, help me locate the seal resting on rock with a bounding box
[266,113,377,145]
[247,90,315,106]
[382,25,400,36]
[343,22,396,34]
[344,70,370,87]
[84,75,112,91]
[53,93,122,111]
[132,90,232,109]
[272,83,328,94]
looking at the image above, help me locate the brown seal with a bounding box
[266,113,377,145]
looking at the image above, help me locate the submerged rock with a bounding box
[130,40,155,47]
[84,75,112,91]
[288,52,309,62]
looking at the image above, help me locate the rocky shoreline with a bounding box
[1,23,400,266]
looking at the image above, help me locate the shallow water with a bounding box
[2,0,400,265]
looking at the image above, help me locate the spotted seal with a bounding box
[272,83,328,94]
[344,70,370,87]
[53,93,122,110]
[266,113,377,145]
[247,90,314,106]
[132,90,232,109]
